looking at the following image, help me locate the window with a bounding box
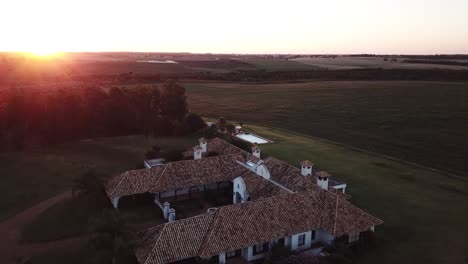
[311,230,316,240]
[226,251,236,258]
[253,243,269,255]
[298,234,306,247]
[348,233,360,243]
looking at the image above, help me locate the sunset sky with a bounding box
[1,0,468,54]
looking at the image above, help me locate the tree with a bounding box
[160,80,188,121]
[145,144,161,159]
[88,210,135,264]
[184,113,206,133]
[202,124,220,139]
[226,124,235,135]
[72,170,107,208]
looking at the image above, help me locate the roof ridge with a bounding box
[333,194,339,236]
[210,137,254,157]
[197,209,221,257]
[168,153,241,165]
[144,224,166,264]
[110,171,128,196]
[265,156,302,173]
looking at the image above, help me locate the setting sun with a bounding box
[28,49,63,58]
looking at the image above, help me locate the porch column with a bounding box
[218,252,226,264]
[111,196,120,209]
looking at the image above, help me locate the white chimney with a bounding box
[251,144,261,159]
[193,146,203,160]
[300,160,313,176]
[163,202,170,219]
[168,208,176,222]
[199,137,207,152]
[316,171,330,190]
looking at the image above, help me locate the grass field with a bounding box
[244,125,468,264]
[21,197,97,243]
[184,81,468,177]
[0,135,198,221]
[237,58,320,71]
[293,57,468,70]
[22,125,468,264]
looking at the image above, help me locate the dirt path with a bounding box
[0,192,74,264]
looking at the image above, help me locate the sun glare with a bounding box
[27,48,63,59]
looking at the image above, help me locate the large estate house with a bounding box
[104,138,383,264]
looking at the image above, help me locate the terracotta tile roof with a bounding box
[316,171,331,178]
[301,160,314,167]
[105,154,249,198]
[263,157,317,192]
[135,214,215,264]
[183,138,259,162]
[241,171,290,200]
[263,157,344,191]
[198,192,323,258]
[135,190,382,261]
[320,191,383,236]
[105,166,166,198]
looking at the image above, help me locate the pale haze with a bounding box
[1,0,467,54]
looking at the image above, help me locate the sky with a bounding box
[1,0,468,54]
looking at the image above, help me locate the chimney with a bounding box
[300,160,313,176]
[316,171,330,190]
[251,144,261,159]
[163,202,170,219]
[168,208,176,222]
[193,146,203,160]
[199,137,207,152]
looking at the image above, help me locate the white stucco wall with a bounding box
[291,231,313,251]
[233,177,249,203]
[316,229,335,245]
[256,164,271,180]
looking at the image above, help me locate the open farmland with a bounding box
[184,81,468,177]
[237,58,320,71]
[293,56,468,70]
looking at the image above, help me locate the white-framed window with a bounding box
[298,234,306,247]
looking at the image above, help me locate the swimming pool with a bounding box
[235,133,271,144]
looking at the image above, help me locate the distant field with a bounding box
[293,57,468,70]
[237,58,320,71]
[184,81,468,176]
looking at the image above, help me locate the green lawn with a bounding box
[184,81,468,177]
[0,135,198,221]
[244,124,468,264]
[21,197,98,243]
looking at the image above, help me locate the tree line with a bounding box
[0,80,206,150]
